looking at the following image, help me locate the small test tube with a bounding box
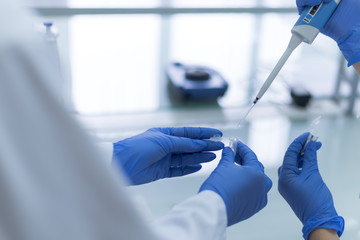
[210,135,239,155]
[300,116,321,156]
[300,133,319,155]
[229,138,239,155]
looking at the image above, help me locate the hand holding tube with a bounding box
[200,142,272,226]
[278,133,344,240]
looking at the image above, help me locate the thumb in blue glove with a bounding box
[296,0,360,66]
[278,133,344,240]
[200,142,272,226]
[112,127,224,185]
[296,0,332,15]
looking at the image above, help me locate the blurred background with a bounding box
[28,0,359,239]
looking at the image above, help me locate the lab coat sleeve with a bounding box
[97,142,114,165]
[0,2,228,240]
[153,190,227,240]
[0,1,162,239]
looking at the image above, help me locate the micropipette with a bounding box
[242,0,341,120]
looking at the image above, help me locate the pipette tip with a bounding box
[253,98,259,104]
[238,103,256,127]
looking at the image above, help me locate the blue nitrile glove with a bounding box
[199,142,273,226]
[296,0,360,66]
[112,127,224,185]
[278,133,344,240]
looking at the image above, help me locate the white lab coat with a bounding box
[0,1,227,239]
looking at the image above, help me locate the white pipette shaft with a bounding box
[253,34,303,104]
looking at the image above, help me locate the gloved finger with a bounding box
[302,141,322,172]
[168,164,202,177]
[218,147,235,166]
[264,175,273,192]
[300,0,332,8]
[201,140,225,151]
[277,165,299,177]
[282,132,310,172]
[297,0,322,14]
[302,0,322,6]
[167,136,224,153]
[236,141,264,172]
[258,177,272,211]
[170,152,216,167]
[154,127,223,140]
[260,194,269,213]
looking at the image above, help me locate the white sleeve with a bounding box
[153,190,227,240]
[0,2,158,239]
[97,142,114,165]
[0,2,227,240]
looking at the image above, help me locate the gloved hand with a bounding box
[296,0,360,66]
[278,133,344,240]
[112,127,224,185]
[199,142,272,226]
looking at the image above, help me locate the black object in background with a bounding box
[290,86,312,108]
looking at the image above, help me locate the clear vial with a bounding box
[229,138,239,155]
[300,116,321,155]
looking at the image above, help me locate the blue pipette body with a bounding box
[292,0,341,44]
[252,0,341,105]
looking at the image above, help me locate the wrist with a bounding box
[338,29,360,67]
[112,141,136,184]
[309,228,339,240]
[302,215,344,240]
[112,141,125,164]
[353,61,360,76]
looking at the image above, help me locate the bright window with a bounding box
[70,15,161,114]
